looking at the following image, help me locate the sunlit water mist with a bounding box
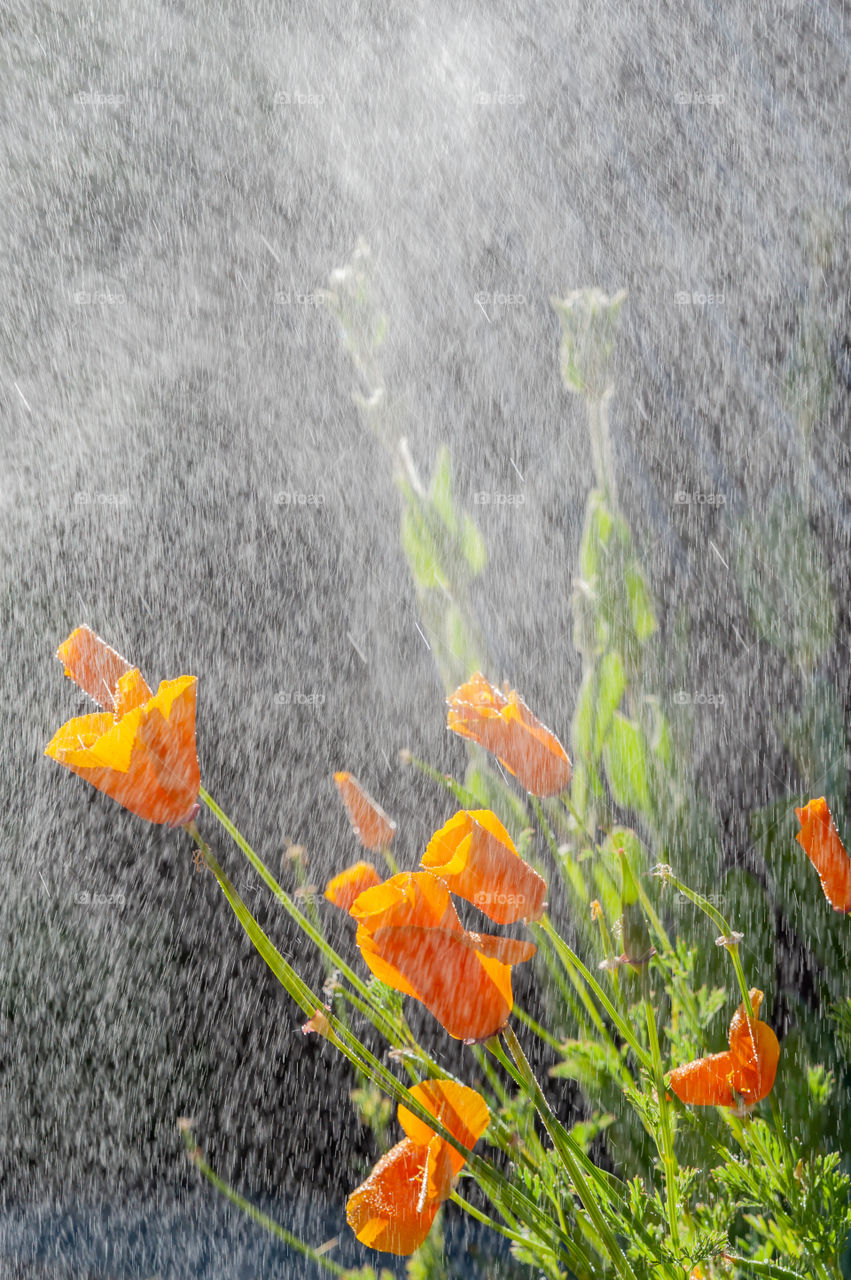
[2,0,849,1274]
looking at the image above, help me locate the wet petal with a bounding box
[795,797,851,912]
[56,625,134,709]
[324,861,383,912]
[446,674,571,797]
[346,1139,438,1255]
[422,809,547,924]
[334,771,397,850]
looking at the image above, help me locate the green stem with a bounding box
[725,1259,818,1280]
[179,1125,348,1277]
[530,795,561,863]
[643,990,680,1252]
[406,755,484,809]
[199,790,405,1045]
[536,916,652,1073]
[448,1191,519,1243]
[658,869,751,1008]
[513,1002,564,1051]
[502,1025,638,1280]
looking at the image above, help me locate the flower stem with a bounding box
[179,1123,348,1277]
[502,1025,638,1280]
[198,790,405,1045]
[643,987,680,1252]
[655,868,751,1009]
[536,915,653,1074]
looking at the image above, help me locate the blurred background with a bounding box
[1,0,849,1274]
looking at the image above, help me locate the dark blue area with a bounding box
[0,1192,521,1279]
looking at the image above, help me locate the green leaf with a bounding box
[595,650,626,751]
[428,445,457,534]
[572,669,596,759]
[459,511,487,575]
[625,561,657,641]
[602,713,652,815]
[400,505,441,591]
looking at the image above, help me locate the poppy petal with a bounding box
[334,772,397,850]
[446,674,571,797]
[669,1050,737,1106]
[324,861,383,912]
[398,1080,491,1160]
[56,625,134,709]
[795,797,851,912]
[422,809,547,924]
[46,676,200,826]
[346,1138,438,1255]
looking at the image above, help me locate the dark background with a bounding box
[1,0,849,1261]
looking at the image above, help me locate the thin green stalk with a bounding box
[179,1124,348,1277]
[406,754,484,809]
[513,1002,564,1051]
[530,794,561,863]
[643,990,680,1252]
[448,1191,520,1244]
[725,1259,823,1280]
[537,929,601,1038]
[502,1025,638,1280]
[657,869,751,1008]
[190,826,571,1262]
[199,790,405,1045]
[536,916,653,1073]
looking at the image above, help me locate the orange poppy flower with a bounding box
[421,809,547,924]
[347,1079,489,1255]
[349,871,536,1042]
[669,989,780,1108]
[334,771,397,850]
[446,673,572,797]
[794,797,851,912]
[45,625,200,827]
[324,861,383,912]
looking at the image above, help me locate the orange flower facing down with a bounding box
[334,771,397,850]
[446,673,572,797]
[45,625,200,827]
[421,809,547,924]
[795,797,851,912]
[349,871,536,1042]
[324,861,383,912]
[347,1079,489,1255]
[669,989,780,1108]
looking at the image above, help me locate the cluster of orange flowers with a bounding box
[51,634,851,1257]
[327,779,546,1044]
